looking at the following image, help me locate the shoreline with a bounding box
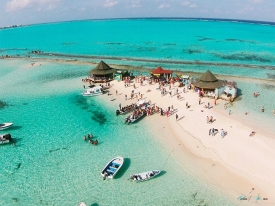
[2,57,275,204]
[104,77,275,204]
[2,57,275,84]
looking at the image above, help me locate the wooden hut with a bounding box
[89,61,115,83]
[151,66,172,78]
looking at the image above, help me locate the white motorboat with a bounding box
[82,86,103,96]
[0,133,13,145]
[101,156,124,180]
[0,122,13,130]
[129,170,161,182]
[78,202,87,206]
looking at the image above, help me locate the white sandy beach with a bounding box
[101,77,275,205]
[3,58,275,204]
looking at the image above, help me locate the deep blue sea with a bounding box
[1,18,275,205]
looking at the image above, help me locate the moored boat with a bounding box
[0,133,14,145]
[82,86,103,96]
[125,101,150,124]
[0,122,13,130]
[116,99,147,116]
[129,170,161,182]
[101,156,124,180]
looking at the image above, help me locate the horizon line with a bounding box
[3,17,275,28]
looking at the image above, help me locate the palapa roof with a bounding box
[192,70,224,89]
[199,70,218,82]
[151,66,172,74]
[89,61,116,75]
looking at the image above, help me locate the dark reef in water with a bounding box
[105,42,123,45]
[49,147,68,153]
[61,42,77,45]
[198,37,214,41]
[0,100,8,109]
[32,52,275,70]
[214,52,273,63]
[71,95,107,124]
[37,70,88,82]
[182,47,204,54]
[91,111,107,125]
[163,43,177,46]
[73,95,95,108]
[261,84,275,90]
[136,46,156,52]
[225,38,256,44]
[266,73,275,79]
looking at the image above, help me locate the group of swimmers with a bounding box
[83,134,98,145]
[253,92,260,97]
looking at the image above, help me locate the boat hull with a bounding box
[0,123,13,130]
[82,92,102,97]
[130,170,161,182]
[0,133,13,145]
[101,156,124,179]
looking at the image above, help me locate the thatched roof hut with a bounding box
[89,61,116,75]
[192,70,224,89]
[89,61,115,82]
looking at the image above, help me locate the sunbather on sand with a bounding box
[249,131,256,136]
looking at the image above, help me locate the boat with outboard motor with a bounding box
[116,99,147,116]
[82,85,103,96]
[101,156,124,180]
[0,133,14,145]
[0,122,13,130]
[124,101,150,124]
[129,170,161,182]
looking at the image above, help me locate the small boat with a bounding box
[116,100,146,116]
[82,86,103,96]
[129,170,161,182]
[0,122,13,130]
[101,156,124,180]
[78,202,87,206]
[0,133,14,145]
[125,104,150,124]
[125,110,146,124]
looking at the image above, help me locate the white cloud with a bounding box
[104,0,118,7]
[237,5,254,13]
[249,0,263,3]
[6,0,60,12]
[159,4,171,9]
[131,0,141,7]
[181,1,190,6]
[182,1,196,8]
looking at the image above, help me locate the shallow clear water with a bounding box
[1,19,275,69]
[1,18,275,205]
[0,59,240,205]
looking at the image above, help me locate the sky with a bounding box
[0,0,275,27]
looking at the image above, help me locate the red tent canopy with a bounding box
[151,66,172,74]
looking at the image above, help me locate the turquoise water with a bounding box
[1,19,275,68]
[0,60,239,205]
[1,18,275,205]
